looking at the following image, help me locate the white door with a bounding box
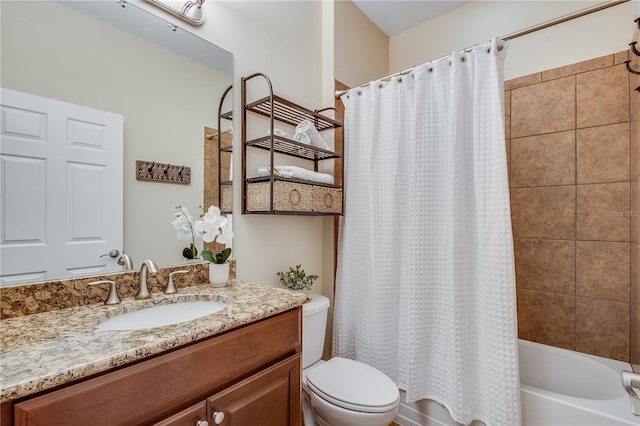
[0,88,123,286]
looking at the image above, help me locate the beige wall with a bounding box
[334,0,389,88]
[390,1,639,81]
[135,0,328,287]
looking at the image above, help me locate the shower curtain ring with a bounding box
[630,41,640,57]
[625,60,640,75]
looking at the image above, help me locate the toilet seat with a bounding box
[306,357,400,413]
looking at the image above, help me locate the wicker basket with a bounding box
[246,181,312,212]
[220,184,233,213]
[312,186,342,214]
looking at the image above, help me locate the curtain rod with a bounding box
[335,0,629,98]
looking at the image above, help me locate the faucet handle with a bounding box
[89,280,121,305]
[167,270,188,294]
[622,370,640,416]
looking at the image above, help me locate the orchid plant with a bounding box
[172,205,233,263]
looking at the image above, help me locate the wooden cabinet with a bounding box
[8,308,302,426]
[207,355,300,426]
[241,73,343,215]
[153,402,207,426]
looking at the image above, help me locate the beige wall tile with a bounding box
[614,50,629,65]
[511,131,575,187]
[542,54,613,81]
[576,183,630,241]
[631,45,640,120]
[511,186,575,239]
[633,91,640,119]
[632,306,640,373]
[631,179,640,245]
[632,117,639,181]
[512,76,575,139]
[576,241,630,302]
[517,289,575,350]
[576,297,630,362]
[506,139,511,181]
[505,73,541,91]
[505,90,511,140]
[577,123,630,184]
[632,244,640,314]
[577,64,629,128]
[631,79,639,122]
[514,239,575,294]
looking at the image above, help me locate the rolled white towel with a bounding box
[257,165,334,185]
[295,120,331,151]
[293,132,311,145]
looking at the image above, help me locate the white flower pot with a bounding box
[209,262,229,287]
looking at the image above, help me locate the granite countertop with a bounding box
[0,280,309,403]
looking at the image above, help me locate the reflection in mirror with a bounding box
[0,0,233,286]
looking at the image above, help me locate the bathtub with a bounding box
[519,339,638,426]
[395,339,639,426]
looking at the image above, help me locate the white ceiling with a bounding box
[352,0,473,37]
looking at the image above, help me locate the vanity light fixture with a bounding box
[144,0,206,26]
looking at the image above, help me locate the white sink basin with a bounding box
[97,301,228,331]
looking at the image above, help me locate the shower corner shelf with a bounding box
[241,72,344,216]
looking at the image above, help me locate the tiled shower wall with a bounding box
[507,51,634,362]
[630,28,640,373]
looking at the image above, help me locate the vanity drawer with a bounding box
[152,401,206,426]
[13,308,301,426]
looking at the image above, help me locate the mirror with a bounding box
[0,0,233,286]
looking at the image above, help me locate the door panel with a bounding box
[0,88,123,285]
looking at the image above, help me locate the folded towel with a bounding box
[258,165,335,185]
[267,128,288,137]
[295,120,331,151]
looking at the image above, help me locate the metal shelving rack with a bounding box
[218,84,233,214]
[241,73,343,215]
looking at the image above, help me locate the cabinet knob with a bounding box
[196,421,209,426]
[212,411,224,424]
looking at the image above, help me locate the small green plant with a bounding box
[202,247,232,264]
[277,264,318,291]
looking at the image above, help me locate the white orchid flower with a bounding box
[216,226,234,245]
[194,218,221,243]
[173,204,232,261]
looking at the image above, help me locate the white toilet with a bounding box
[302,294,400,426]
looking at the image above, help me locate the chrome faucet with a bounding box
[117,253,134,270]
[136,259,159,299]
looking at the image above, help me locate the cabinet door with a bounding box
[207,355,301,426]
[153,402,207,426]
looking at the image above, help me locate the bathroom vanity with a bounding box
[0,281,307,426]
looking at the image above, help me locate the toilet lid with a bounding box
[306,357,400,413]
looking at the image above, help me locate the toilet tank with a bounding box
[302,294,330,369]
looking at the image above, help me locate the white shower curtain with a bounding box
[333,38,520,426]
